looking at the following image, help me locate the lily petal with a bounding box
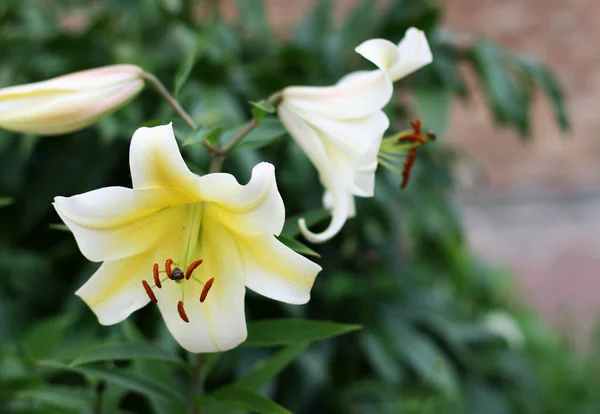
[306,111,389,159]
[355,28,433,82]
[54,186,190,262]
[129,123,200,196]
[300,180,351,243]
[76,253,153,326]
[352,133,383,197]
[279,105,354,243]
[157,217,247,353]
[199,162,285,236]
[282,70,392,120]
[240,234,322,304]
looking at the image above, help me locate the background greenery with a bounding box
[0,0,596,413]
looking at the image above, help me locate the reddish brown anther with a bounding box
[177,300,189,323]
[411,119,422,135]
[401,149,417,189]
[200,278,215,303]
[185,259,204,280]
[142,280,158,303]
[165,258,173,279]
[153,263,161,288]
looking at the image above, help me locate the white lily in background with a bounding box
[0,65,144,135]
[53,124,321,353]
[278,28,432,243]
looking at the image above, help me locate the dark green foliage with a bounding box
[0,1,588,413]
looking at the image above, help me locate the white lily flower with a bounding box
[278,28,432,243]
[0,65,144,135]
[53,124,321,353]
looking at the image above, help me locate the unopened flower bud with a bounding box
[0,65,144,135]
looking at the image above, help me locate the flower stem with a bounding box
[208,91,283,173]
[142,72,218,153]
[189,354,205,414]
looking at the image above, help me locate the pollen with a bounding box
[142,280,158,303]
[185,259,203,280]
[153,263,161,288]
[165,258,173,279]
[200,278,214,303]
[177,300,189,323]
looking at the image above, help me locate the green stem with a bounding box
[208,90,283,172]
[189,354,205,414]
[94,380,105,414]
[142,72,218,153]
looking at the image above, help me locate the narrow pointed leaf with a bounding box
[281,208,330,238]
[213,385,291,414]
[70,342,183,367]
[236,342,309,390]
[276,235,320,258]
[17,386,93,413]
[174,47,197,97]
[37,360,187,406]
[245,319,362,346]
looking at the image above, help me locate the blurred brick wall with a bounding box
[446,0,600,347]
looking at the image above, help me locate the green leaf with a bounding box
[293,0,333,50]
[386,321,458,395]
[250,100,276,124]
[221,117,287,152]
[0,197,13,207]
[236,342,309,390]
[181,126,223,147]
[235,0,270,44]
[213,385,291,414]
[518,58,570,131]
[37,360,187,406]
[412,87,452,140]
[174,47,196,97]
[48,223,71,232]
[276,235,320,258]
[246,319,362,347]
[281,208,330,238]
[17,386,93,413]
[360,332,401,385]
[70,342,183,367]
[24,315,72,360]
[470,40,529,136]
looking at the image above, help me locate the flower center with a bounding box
[141,258,215,323]
[140,203,214,323]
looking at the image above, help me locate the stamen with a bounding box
[177,300,189,323]
[426,129,436,140]
[401,149,417,189]
[142,280,158,303]
[398,134,426,144]
[200,278,214,303]
[165,258,173,279]
[411,119,422,135]
[153,263,161,288]
[185,259,203,280]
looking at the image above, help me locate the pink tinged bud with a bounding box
[0,65,144,135]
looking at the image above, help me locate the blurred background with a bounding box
[226,0,600,348]
[2,0,600,413]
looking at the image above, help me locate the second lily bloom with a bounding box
[279,28,432,243]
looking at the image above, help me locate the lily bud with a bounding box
[0,65,144,135]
